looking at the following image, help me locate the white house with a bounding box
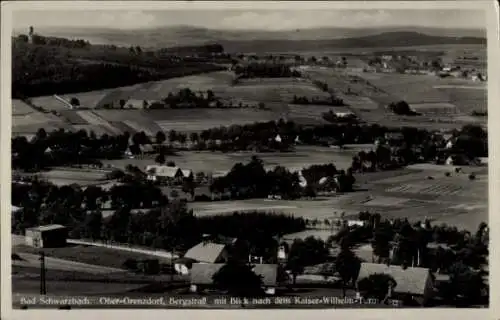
[146,165,184,183]
[335,111,355,118]
[274,134,282,143]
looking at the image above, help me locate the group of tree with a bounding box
[387,101,420,116]
[233,62,301,79]
[208,156,356,201]
[12,128,129,171]
[149,88,228,110]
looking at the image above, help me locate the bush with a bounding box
[469,174,476,180]
[445,172,451,177]
[123,258,138,271]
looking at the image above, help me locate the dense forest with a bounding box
[12,35,226,98]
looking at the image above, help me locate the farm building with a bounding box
[25,224,68,248]
[189,263,287,295]
[356,263,434,306]
[183,242,230,264]
[181,169,194,180]
[334,111,356,118]
[146,165,185,184]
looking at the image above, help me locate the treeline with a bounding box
[15,34,90,49]
[12,42,225,98]
[14,120,488,172]
[12,177,306,253]
[11,128,129,171]
[233,63,301,78]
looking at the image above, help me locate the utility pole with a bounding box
[39,251,46,295]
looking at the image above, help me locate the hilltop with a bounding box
[18,25,486,52]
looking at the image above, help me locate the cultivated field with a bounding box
[186,164,487,232]
[93,110,163,135]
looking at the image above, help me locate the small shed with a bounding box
[25,224,68,248]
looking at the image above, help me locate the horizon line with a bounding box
[12,24,487,33]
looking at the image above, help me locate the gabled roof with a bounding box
[190,263,224,285]
[190,263,280,286]
[357,263,431,296]
[26,224,67,232]
[146,165,183,178]
[184,242,227,263]
[181,169,193,178]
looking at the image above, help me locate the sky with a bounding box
[12,9,486,31]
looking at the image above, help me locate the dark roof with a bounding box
[190,263,224,285]
[184,242,227,263]
[190,263,280,286]
[357,263,431,296]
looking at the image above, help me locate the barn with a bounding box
[25,224,68,248]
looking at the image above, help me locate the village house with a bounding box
[25,224,68,248]
[183,242,230,264]
[356,263,435,306]
[145,165,184,184]
[189,263,288,295]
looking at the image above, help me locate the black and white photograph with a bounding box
[2,0,497,313]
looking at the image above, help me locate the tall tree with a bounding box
[212,262,264,298]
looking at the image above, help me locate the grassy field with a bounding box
[102,145,370,174]
[15,167,113,186]
[14,243,172,270]
[12,99,35,116]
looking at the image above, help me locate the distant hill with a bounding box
[15,25,486,53]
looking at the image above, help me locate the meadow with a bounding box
[102,145,371,175]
